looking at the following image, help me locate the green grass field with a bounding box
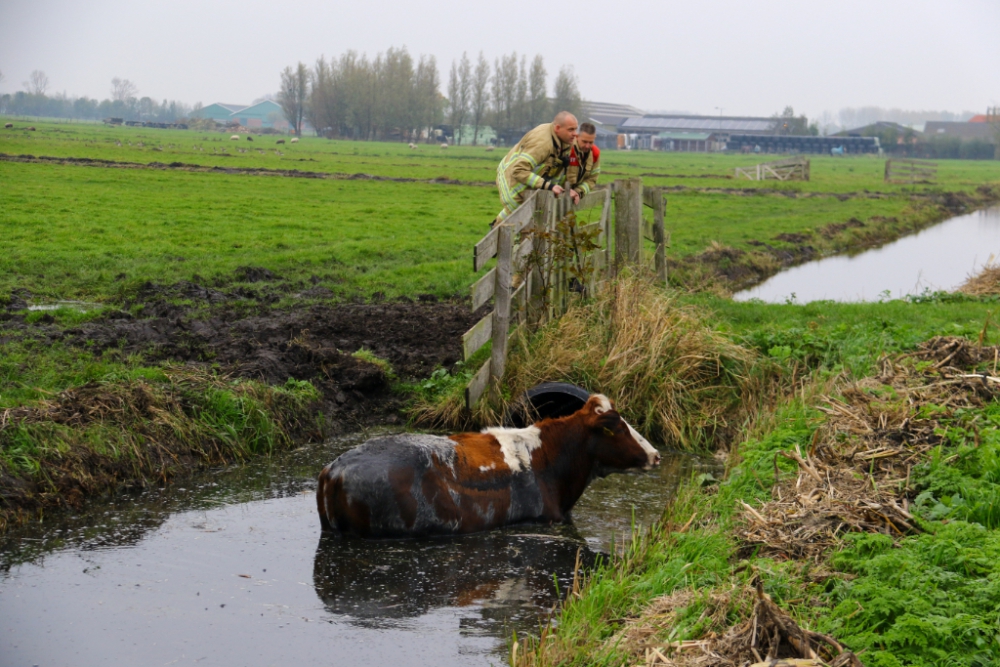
[4,121,999,302]
[6,119,1000,663]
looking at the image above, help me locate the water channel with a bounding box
[736,206,1000,303]
[0,431,713,667]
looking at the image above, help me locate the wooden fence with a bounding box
[734,156,810,181]
[885,158,938,184]
[464,179,667,408]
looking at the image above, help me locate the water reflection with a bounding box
[736,206,1000,303]
[0,432,718,667]
[313,530,596,629]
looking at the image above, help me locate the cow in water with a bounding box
[316,394,660,537]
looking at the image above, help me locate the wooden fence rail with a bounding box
[734,156,810,181]
[885,158,938,184]
[642,186,668,284]
[464,179,667,408]
[464,189,611,408]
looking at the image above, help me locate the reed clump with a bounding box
[958,263,1000,296]
[503,275,775,450]
[0,367,322,531]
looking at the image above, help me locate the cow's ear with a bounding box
[583,394,615,415]
[592,410,621,431]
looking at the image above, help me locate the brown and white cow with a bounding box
[316,394,660,537]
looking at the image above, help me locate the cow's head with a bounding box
[580,394,660,470]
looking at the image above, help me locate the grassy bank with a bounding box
[0,364,321,530]
[3,122,1000,540]
[507,283,1000,667]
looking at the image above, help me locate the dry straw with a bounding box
[503,275,771,450]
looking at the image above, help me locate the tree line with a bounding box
[0,70,191,122]
[278,48,582,144]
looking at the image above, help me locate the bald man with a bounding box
[493,111,579,226]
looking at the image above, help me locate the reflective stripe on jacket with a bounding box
[565,144,600,196]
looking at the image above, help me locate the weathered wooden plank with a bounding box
[473,225,499,272]
[508,190,538,235]
[598,188,612,279]
[643,218,656,242]
[465,358,491,409]
[513,235,534,266]
[653,191,667,285]
[577,190,606,212]
[511,281,526,323]
[614,178,643,269]
[470,268,496,311]
[490,222,514,403]
[642,187,659,209]
[894,159,938,167]
[462,312,493,360]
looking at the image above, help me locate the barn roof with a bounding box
[620,115,775,133]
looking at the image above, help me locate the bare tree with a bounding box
[308,55,337,138]
[514,56,528,131]
[447,53,472,144]
[110,77,138,102]
[24,70,49,95]
[551,66,581,120]
[492,52,519,143]
[414,55,441,141]
[528,55,548,127]
[278,62,309,136]
[470,52,491,146]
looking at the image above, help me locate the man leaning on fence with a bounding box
[492,111,579,227]
[564,122,601,201]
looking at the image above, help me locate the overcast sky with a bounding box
[2,0,998,120]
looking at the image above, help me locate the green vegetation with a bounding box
[510,285,1000,667]
[5,123,1000,663]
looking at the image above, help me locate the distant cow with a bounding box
[290,137,299,143]
[246,135,253,142]
[4,123,12,129]
[316,394,660,537]
[27,126,36,131]
[485,145,495,152]
[230,134,240,140]
[440,142,448,148]
[276,139,285,145]
[408,142,417,149]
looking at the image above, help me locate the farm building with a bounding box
[923,121,995,143]
[579,101,644,132]
[231,101,289,130]
[727,134,880,155]
[451,124,497,146]
[617,115,774,152]
[197,103,247,123]
[193,101,290,131]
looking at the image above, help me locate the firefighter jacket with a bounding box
[565,144,601,196]
[496,123,573,214]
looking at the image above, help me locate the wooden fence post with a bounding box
[653,191,667,284]
[613,178,642,271]
[489,221,513,404]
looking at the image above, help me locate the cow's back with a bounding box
[317,433,544,537]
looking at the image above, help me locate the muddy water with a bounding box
[736,206,1000,303]
[0,432,713,667]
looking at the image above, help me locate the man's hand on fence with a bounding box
[569,189,581,205]
[551,184,565,197]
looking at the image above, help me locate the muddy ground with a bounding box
[2,277,484,432]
